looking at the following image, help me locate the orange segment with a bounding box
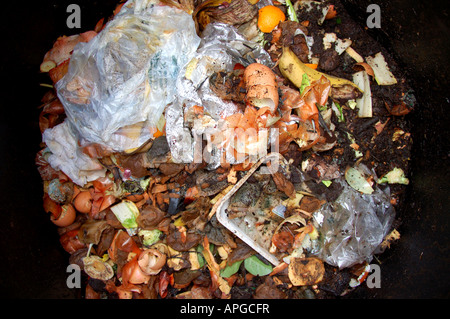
[257,5,286,33]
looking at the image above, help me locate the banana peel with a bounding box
[278,47,363,99]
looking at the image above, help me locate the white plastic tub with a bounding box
[215,153,289,266]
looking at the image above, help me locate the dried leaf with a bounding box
[345,166,374,194]
[202,237,231,295]
[271,171,296,198]
[167,226,202,251]
[275,214,307,234]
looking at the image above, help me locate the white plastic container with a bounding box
[215,153,288,266]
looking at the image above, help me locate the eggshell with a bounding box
[244,63,277,87]
[51,204,76,227]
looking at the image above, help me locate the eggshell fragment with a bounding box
[51,204,76,227]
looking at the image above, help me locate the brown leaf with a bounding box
[254,276,287,299]
[299,196,326,214]
[78,219,112,245]
[271,171,296,198]
[226,239,255,266]
[137,205,166,230]
[384,101,412,116]
[181,197,212,231]
[173,269,202,289]
[167,226,202,252]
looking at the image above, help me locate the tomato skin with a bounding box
[233,63,245,70]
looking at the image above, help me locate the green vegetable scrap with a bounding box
[299,73,311,95]
[377,167,409,185]
[110,200,140,234]
[285,0,299,22]
[220,260,243,278]
[243,255,273,276]
[139,229,163,246]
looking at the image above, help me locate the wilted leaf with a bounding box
[345,167,374,194]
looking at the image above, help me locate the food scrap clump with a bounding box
[36,0,412,299]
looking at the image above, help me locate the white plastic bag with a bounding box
[55,0,200,152]
[312,179,395,269]
[165,22,273,165]
[42,120,107,186]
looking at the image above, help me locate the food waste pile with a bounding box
[36,0,414,299]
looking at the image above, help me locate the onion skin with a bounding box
[51,204,76,227]
[125,194,145,202]
[138,248,166,275]
[122,256,150,285]
[99,195,116,212]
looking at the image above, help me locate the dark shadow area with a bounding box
[0,0,118,299]
[341,0,450,298]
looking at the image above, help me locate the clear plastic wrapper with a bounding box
[312,179,395,269]
[42,120,107,186]
[165,22,273,166]
[55,0,201,152]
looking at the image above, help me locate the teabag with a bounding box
[165,22,273,166]
[56,0,200,153]
[312,179,395,269]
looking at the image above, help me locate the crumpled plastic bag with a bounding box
[42,120,107,186]
[165,22,273,167]
[55,0,201,152]
[312,179,395,269]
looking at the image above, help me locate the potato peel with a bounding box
[288,257,325,286]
